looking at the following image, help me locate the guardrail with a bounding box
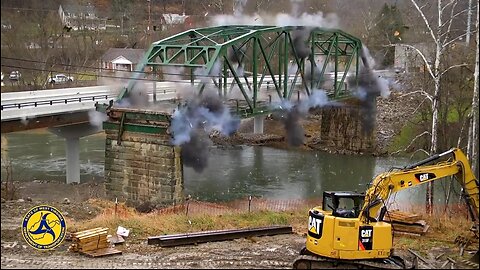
[1,94,114,110]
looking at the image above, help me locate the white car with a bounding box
[9,70,21,80]
[48,74,74,84]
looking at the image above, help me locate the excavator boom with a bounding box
[293,148,480,269]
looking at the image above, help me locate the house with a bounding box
[160,13,190,31]
[100,48,147,72]
[58,3,107,31]
[394,43,433,73]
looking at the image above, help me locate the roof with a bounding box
[101,48,146,63]
[61,3,96,16]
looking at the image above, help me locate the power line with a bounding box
[0,7,57,12]
[0,64,216,85]
[1,56,225,79]
[1,56,292,84]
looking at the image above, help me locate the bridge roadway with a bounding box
[1,82,180,132]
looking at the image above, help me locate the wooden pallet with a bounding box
[384,210,423,224]
[384,210,428,235]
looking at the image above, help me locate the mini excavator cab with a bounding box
[322,191,365,218]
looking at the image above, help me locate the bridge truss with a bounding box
[121,25,363,118]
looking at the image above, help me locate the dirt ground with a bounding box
[1,182,478,269]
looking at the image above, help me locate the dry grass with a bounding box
[68,199,310,240]
[68,198,476,257]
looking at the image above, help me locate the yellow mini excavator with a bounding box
[293,148,479,269]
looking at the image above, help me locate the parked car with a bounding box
[48,74,74,84]
[9,70,21,80]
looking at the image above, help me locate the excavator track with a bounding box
[292,248,406,269]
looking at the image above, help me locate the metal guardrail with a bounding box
[1,94,115,110]
[147,225,293,247]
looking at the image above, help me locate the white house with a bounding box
[58,3,107,31]
[100,48,146,72]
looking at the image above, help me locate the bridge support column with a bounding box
[102,108,184,207]
[152,81,157,102]
[253,115,264,134]
[49,122,103,184]
[65,137,80,184]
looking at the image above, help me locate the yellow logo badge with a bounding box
[22,205,67,250]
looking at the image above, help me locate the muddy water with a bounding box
[1,130,461,206]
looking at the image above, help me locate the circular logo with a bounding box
[22,205,67,250]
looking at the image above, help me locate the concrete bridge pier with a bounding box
[253,115,264,134]
[49,122,102,184]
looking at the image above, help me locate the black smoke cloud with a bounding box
[348,47,390,136]
[291,27,311,59]
[180,130,210,173]
[273,89,331,147]
[170,91,240,173]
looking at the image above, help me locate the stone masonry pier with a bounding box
[103,106,183,207]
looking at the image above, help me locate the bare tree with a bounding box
[467,2,479,177]
[392,0,472,214]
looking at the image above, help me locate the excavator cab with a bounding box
[322,191,365,218]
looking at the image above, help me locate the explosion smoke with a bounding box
[348,47,391,135]
[170,91,241,172]
[273,89,332,147]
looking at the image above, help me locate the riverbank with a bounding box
[211,91,416,156]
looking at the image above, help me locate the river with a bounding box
[1,130,461,206]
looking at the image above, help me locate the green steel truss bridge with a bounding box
[119,25,363,118]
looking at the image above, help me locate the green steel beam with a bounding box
[103,122,169,135]
[114,25,363,118]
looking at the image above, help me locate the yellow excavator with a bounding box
[293,148,479,269]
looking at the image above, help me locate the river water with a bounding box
[1,130,460,206]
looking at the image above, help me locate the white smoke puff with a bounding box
[233,0,248,16]
[271,98,294,112]
[115,98,132,108]
[194,67,210,84]
[376,76,391,98]
[176,84,197,100]
[353,87,368,101]
[288,62,298,76]
[291,0,304,17]
[88,110,108,127]
[226,84,247,100]
[20,116,29,126]
[274,12,339,28]
[197,106,239,136]
[360,46,376,69]
[211,60,222,77]
[236,65,245,77]
[163,66,185,81]
[210,14,264,26]
[194,60,222,84]
[170,109,194,145]
[298,89,330,114]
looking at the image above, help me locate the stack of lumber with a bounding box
[384,210,429,235]
[69,227,110,252]
[69,227,122,257]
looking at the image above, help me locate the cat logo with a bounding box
[361,229,372,238]
[309,215,321,234]
[415,172,436,182]
[308,212,324,239]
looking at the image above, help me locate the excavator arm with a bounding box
[360,148,479,229]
